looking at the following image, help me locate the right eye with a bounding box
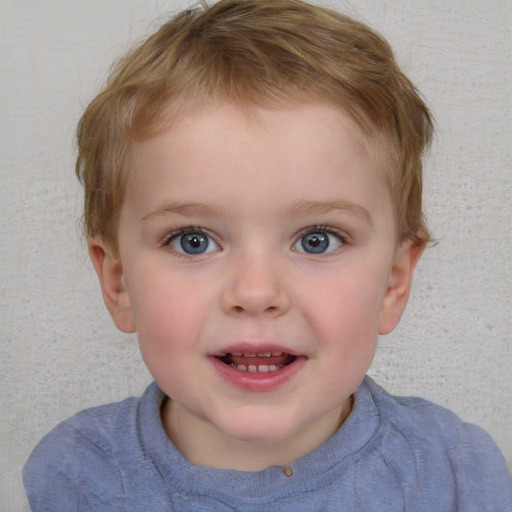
[167,229,220,255]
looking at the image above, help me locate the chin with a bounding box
[219,414,300,445]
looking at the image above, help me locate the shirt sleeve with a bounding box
[387,390,512,511]
[23,421,125,512]
[447,422,512,511]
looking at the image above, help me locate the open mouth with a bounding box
[216,351,297,373]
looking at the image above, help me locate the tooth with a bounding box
[248,365,257,372]
[236,364,247,371]
[272,352,283,356]
[268,365,278,371]
[231,351,242,356]
[258,365,269,372]
[244,352,256,357]
[257,351,272,357]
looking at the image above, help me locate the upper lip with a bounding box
[211,343,302,358]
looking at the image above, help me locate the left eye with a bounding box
[169,231,220,255]
[293,231,344,254]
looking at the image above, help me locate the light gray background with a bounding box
[1,1,511,509]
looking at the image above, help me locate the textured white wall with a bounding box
[1,1,510,509]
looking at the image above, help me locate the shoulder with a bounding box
[22,384,161,511]
[366,376,503,458]
[363,377,512,510]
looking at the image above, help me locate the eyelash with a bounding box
[298,224,347,243]
[162,226,208,243]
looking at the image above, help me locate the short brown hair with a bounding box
[76,0,433,248]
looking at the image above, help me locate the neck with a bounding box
[161,396,353,472]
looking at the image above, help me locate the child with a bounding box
[23,0,511,510]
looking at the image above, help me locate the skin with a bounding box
[89,101,423,471]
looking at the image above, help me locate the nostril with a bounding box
[231,304,278,315]
[224,287,290,317]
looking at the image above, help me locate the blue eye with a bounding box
[169,230,219,255]
[293,230,344,254]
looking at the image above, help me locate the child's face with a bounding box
[91,101,420,467]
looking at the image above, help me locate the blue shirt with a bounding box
[23,377,512,511]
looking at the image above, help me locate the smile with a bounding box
[210,347,305,391]
[217,352,297,373]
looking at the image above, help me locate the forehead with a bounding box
[124,101,392,222]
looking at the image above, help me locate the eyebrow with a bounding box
[142,202,228,221]
[142,199,372,225]
[283,199,373,225]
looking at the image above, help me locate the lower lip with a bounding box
[209,356,306,392]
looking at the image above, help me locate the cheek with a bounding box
[304,273,385,393]
[299,264,389,347]
[128,271,215,359]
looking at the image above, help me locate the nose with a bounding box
[221,252,291,317]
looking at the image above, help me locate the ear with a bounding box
[378,238,424,335]
[88,236,136,333]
